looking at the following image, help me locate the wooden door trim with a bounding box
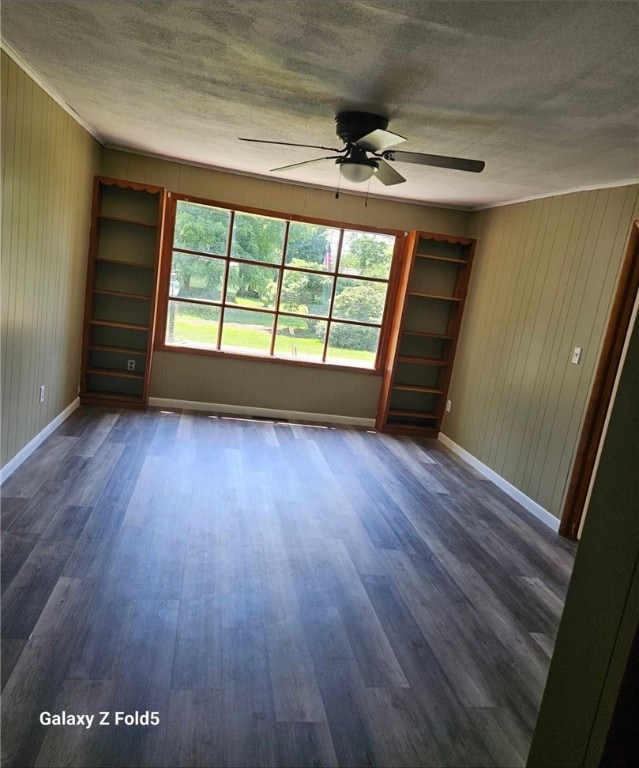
[560,220,639,538]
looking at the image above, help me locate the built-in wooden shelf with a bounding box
[376,230,476,435]
[81,176,166,408]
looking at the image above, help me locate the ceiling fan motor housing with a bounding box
[335,111,389,144]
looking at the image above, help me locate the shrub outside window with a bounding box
[163,199,397,370]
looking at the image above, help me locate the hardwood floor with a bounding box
[1,407,576,767]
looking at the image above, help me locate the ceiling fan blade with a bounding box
[384,150,485,173]
[240,137,344,153]
[270,156,340,172]
[375,159,406,186]
[355,128,406,152]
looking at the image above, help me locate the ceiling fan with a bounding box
[240,111,485,186]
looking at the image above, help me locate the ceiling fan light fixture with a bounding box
[338,158,378,183]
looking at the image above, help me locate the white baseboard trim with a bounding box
[438,432,560,532]
[148,397,376,428]
[0,397,80,484]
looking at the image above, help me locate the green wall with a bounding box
[445,187,639,519]
[1,50,101,469]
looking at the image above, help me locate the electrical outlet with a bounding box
[571,346,582,365]
[39,385,45,403]
[446,399,452,412]
[127,359,136,371]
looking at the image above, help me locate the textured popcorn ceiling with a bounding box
[2,0,638,208]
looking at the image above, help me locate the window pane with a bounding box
[174,201,230,255]
[221,309,274,355]
[226,262,279,310]
[326,322,380,367]
[279,270,334,317]
[285,222,340,272]
[333,278,386,324]
[230,212,285,264]
[166,301,220,349]
[338,231,394,279]
[169,252,225,302]
[274,317,327,362]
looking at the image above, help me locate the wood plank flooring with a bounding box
[1,407,576,767]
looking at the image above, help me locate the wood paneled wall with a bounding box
[444,185,639,520]
[1,50,100,468]
[101,149,469,418]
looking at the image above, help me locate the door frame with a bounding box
[560,220,639,538]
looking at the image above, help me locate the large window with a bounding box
[162,199,398,369]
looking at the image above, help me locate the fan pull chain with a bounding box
[364,176,373,207]
[334,171,341,199]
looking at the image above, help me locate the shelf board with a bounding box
[86,367,145,380]
[382,422,439,437]
[409,291,462,302]
[392,384,443,394]
[95,257,154,270]
[82,391,144,405]
[397,355,448,367]
[98,214,157,228]
[415,253,468,265]
[388,408,438,420]
[93,289,151,300]
[402,330,453,340]
[89,343,148,355]
[89,319,149,331]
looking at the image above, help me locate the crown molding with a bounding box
[1,38,104,143]
[473,178,639,211]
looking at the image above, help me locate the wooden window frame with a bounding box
[155,192,407,375]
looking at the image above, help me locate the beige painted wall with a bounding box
[1,50,101,467]
[444,185,639,519]
[101,148,470,418]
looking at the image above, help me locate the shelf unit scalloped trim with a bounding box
[417,231,474,246]
[99,176,165,195]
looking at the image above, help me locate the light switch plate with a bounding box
[571,347,582,365]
